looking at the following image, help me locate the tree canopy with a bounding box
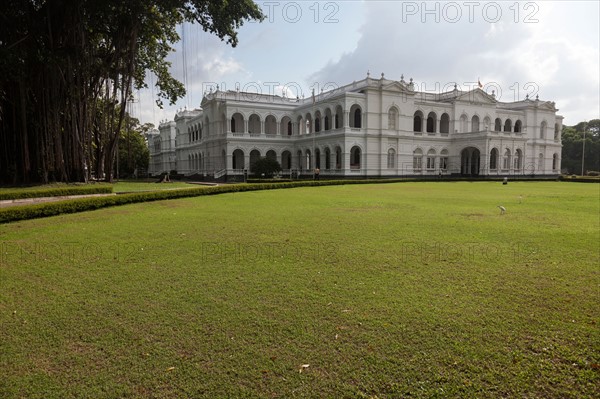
[0,0,264,184]
[561,119,599,174]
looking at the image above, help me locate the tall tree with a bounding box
[0,0,264,184]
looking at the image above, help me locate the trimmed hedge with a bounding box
[558,175,600,183]
[0,177,586,223]
[0,185,113,201]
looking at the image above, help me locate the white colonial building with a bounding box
[147,74,562,180]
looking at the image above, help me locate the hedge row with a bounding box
[0,184,113,201]
[558,175,600,183]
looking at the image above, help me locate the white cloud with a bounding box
[135,1,599,126]
[308,1,599,125]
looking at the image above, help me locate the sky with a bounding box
[134,0,600,127]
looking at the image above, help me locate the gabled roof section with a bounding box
[381,80,413,93]
[453,88,497,105]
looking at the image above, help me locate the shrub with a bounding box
[251,157,281,178]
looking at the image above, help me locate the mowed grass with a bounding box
[0,182,598,398]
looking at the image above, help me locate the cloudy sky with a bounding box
[134,1,599,127]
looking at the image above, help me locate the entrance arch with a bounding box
[232,149,245,170]
[461,147,480,176]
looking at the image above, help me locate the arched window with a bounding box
[265,115,277,135]
[335,147,342,169]
[427,112,437,133]
[471,115,480,132]
[230,117,236,133]
[514,149,522,170]
[250,149,261,171]
[350,105,362,128]
[413,111,423,132]
[388,107,398,130]
[314,111,321,132]
[350,146,361,169]
[503,148,511,170]
[540,121,547,139]
[514,120,522,133]
[413,148,423,171]
[554,123,560,141]
[248,114,260,134]
[325,147,331,170]
[552,153,559,171]
[325,108,332,131]
[232,149,244,170]
[305,149,312,169]
[494,118,502,132]
[490,148,499,170]
[204,117,210,136]
[266,150,277,161]
[281,151,292,170]
[440,113,450,134]
[440,149,449,170]
[387,148,396,169]
[305,113,313,134]
[281,116,292,136]
[427,149,436,170]
[504,119,512,132]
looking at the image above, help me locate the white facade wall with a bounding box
[148,76,563,178]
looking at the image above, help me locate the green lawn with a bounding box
[0,182,598,398]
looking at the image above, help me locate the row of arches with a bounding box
[459,148,559,176]
[188,153,206,171]
[489,148,523,170]
[228,105,363,136]
[413,111,451,134]
[185,111,560,145]
[231,146,363,171]
[411,111,528,134]
[411,148,450,171]
[186,147,559,174]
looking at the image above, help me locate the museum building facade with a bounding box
[147,74,563,180]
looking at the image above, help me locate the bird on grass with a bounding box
[498,205,506,215]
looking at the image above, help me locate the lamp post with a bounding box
[581,121,586,176]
